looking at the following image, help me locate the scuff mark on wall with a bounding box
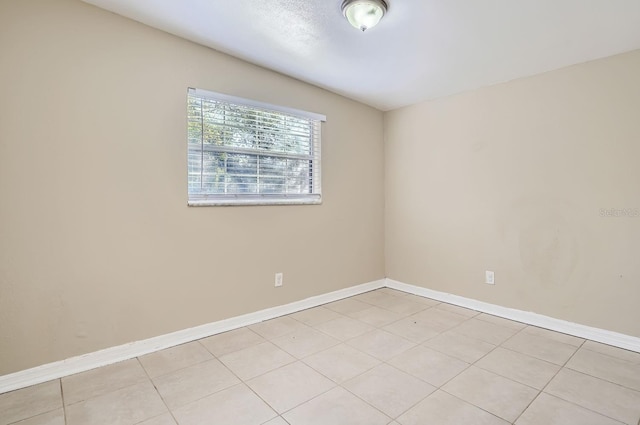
[519,212,579,288]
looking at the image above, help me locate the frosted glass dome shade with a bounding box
[342,0,388,31]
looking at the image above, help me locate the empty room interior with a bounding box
[1,0,640,424]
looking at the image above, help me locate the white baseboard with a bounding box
[4,277,638,395]
[386,278,640,353]
[0,279,385,394]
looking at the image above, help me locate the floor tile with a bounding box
[347,306,403,327]
[566,348,640,391]
[502,331,579,365]
[136,413,177,425]
[363,296,427,316]
[377,288,409,298]
[545,368,640,424]
[582,341,640,364]
[218,342,295,380]
[65,381,166,425]
[354,290,401,305]
[199,327,265,357]
[423,331,495,363]
[353,290,399,305]
[516,392,624,425]
[0,381,61,425]
[246,362,335,413]
[283,387,390,425]
[397,390,509,425]
[382,316,441,343]
[395,293,440,307]
[522,326,584,347]
[172,384,277,425]
[7,408,64,425]
[303,344,381,383]
[343,364,435,418]
[476,347,560,389]
[249,317,309,340]
[262,418,289,425]
[271,327,339,359]
[388,345,468,387]
[452,318,519,345]
[405,308,469,333]
[323,298,372,315]
[138,341,213,378]
[434,303,479,318]
[62,359,148,405]
[475,313,526,330]
[442,366,539,422]
[387,299,431,316]
[152,358,240,409]
[313,316,374,341]
[346,329,416,361]
[289,307,342,326]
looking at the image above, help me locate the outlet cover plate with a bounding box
[485,271,495,285]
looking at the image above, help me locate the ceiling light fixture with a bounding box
[341,0,388,32]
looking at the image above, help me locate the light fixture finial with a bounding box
[341,0,388,32]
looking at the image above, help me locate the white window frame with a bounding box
[187,88,325,206]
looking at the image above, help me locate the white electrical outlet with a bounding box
[485,270,495,285]
[275,272,283,287]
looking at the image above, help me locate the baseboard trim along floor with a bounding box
[386,278,640,354]
[0,279,385,394]
[1,277,638,395]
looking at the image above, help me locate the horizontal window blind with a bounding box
[187,88,325,206]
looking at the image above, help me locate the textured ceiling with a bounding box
[82,0,640,111]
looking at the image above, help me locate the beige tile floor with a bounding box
[2,288,640,425]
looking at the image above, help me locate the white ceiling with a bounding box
[82,0,640,111]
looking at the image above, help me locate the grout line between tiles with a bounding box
[250,376,336,420]
[348,361,436,420]
[250,297,416,420]
[59,379,68,425]
[299,344,382,385]
[209,345,301,420]
[507,385,542,423]
[3,384,68,425]
[135,357,181,425]
[538,368,640,424]
[471,346,563,393]
[580,345,640,365]
[416,316,535,423]
[322,298,494,421]
[198,326,268,359]
[497,319,593,423]
[511,338,587,424]
[436,389,516,424]
[287,307,348,327]
[562,350,640,392]
[137,341,216,382]
[342,292,433,317]
[279,386,339,417]
[337,380,406,421]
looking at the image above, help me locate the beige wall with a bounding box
[0,0,385,374]
[385,50,640,338]
[2,0,639,378]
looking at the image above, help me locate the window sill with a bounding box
[188,196,322,207]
